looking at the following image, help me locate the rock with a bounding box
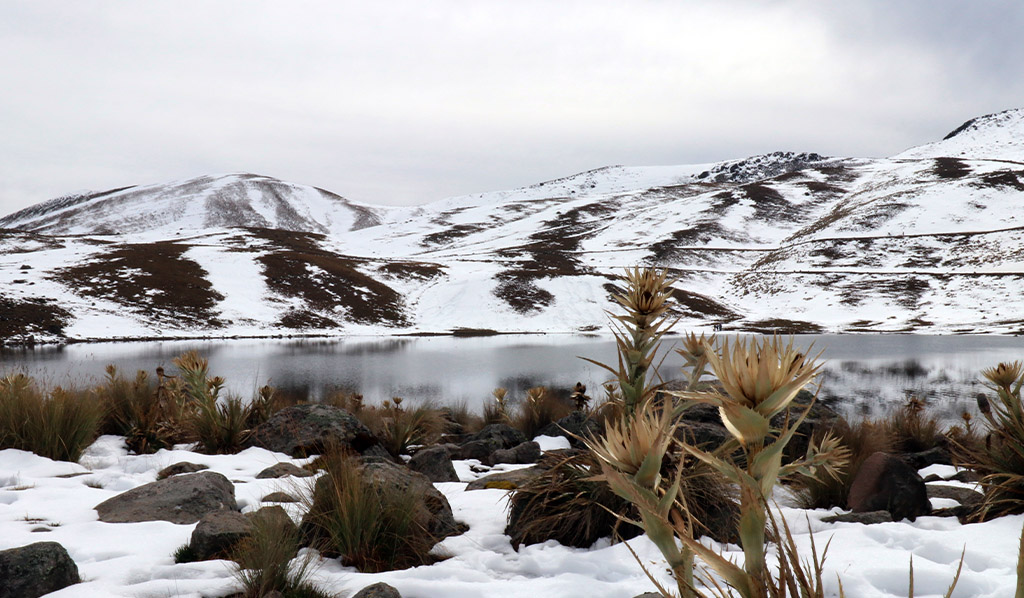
[454,440,494,462]
[950,469,982,483]
[902,445,952,470]
[95,471,238,524]
[537,411,601,446]
[460,424,526,457]
[256,462,315,479]
[676,421,732,450]
[246,404,379,457]
[360,443,396,462]
[490,441,541,465]
[848,452,930,522]
[408,446,459,482]
[466,466,545,491]
[156,462,209,479]
[821,510,893,525]
[0,541,80,598]
[246,505,300,550]
[362,460,460,538]
[189,511,253,560]
[927,484,984,509]
[302,459,461,543]
[353,582,402,598]
[262,491,300,503]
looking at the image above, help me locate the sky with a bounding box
[1,1,1023,215]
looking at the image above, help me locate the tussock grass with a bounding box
[175,352,253,454]
[301,450,439,572]
[233,509,334,598]
[0,373,102,462]
[884,396,944,453]
[510,386,573,439]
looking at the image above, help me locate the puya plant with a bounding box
[584,267,678,419]
[668,336,849,597]
[958,360,1024,521]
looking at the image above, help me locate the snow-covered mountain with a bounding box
[3,109,1024,343]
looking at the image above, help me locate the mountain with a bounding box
[0,173,384,236]
[2,109,1024,344]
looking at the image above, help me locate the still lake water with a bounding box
[3,334,1024,422]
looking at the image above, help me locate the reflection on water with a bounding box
[3,334,1024,422]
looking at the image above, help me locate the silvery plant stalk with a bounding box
[671,336,847,598]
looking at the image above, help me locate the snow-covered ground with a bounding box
[0,435,1018,598]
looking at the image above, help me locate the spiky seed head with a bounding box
[679,332,715,364]
[977,394,992,416]
[706,335,822,418]
[587,401,675,487]
[982,361,1023,389]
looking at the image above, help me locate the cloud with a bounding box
[1,1,1021,215]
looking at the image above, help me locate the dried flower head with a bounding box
[982,361,1023,389]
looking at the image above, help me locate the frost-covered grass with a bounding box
[0,435,1020,598]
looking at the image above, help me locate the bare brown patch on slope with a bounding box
[0,296,71,341]
[53,241,224,328]
[247,227,408,328]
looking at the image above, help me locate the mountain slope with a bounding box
[2,110,1024,343]
[0,173,385,237]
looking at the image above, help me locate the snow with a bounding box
[1,436,1020,598]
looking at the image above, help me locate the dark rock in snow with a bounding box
[408,446,459,482]
[156,461,208,479]
[189,511,253,560]
[0,541,80,598]
[255,462,315,479]
[247,404,379,457]
[490,441,541,465]
[353,582,402,598]
[848,452,931,522]
[95,471,238,524]
[537,411,601,446]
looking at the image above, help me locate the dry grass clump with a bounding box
[301,450,439,572]
[883,396,944,453]
[0,373,102,462]
[95,365,186,454]
[174,352,253,454]
[510,386,573,439]
[505,451,643,549]
[440,401,484,435]
[232,509,334,598]
[335,396,444,459]
[794,417,893,510]
[481,387,510,427]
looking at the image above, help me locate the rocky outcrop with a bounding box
[537,411,601,446]
[0,542,80,598]
[455,424,526,461]
[848,452,930,522]
[247,404,379,457]
[95,471,238,524]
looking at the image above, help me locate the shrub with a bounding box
[481,388,509,427]
[509,386,573,439]
[95,365,185,454]
[883,396,944,453]
[794,417,893,510]
[233,508,333,598]
[0,373,103,462]
[301,450,439,572]
[174,352,253,454]
[350,398,444,459]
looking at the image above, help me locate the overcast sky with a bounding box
[1,1,1022,215]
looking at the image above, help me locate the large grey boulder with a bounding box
[455,423,527,461]
[95,471,238,524]
[848,452,930,522]
[538,411,601,446]
[0,542,80,598]
[189,510,253,560]
[247,404,379,457]
[408,446,459,482]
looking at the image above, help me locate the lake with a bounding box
[3,334,1024,422]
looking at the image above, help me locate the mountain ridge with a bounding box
[2,108,1024,343]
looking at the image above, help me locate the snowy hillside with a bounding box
[2,110,1024,343]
